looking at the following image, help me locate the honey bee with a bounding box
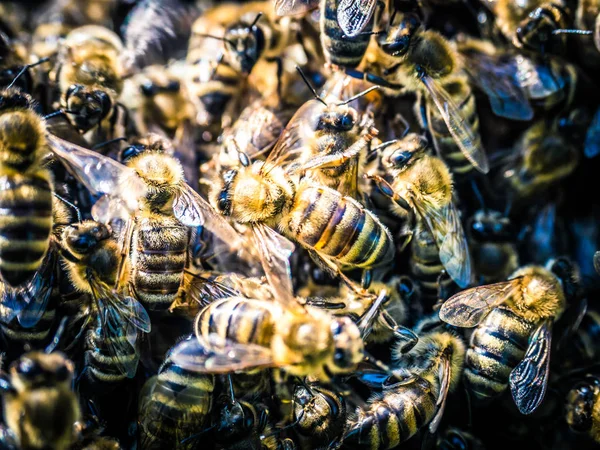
[0,88,54,287]
[565,375,600,443]
[343,323,466,449]
[1,352,80,450]
[52,25,125,141]
[352,13,489,174]
[138,335,215,450]
[369,133,471,289]
[59,221,151,386]
[275,0,377,68]
[440,264,568,414]
[293,380,347,449]
[468,209,519,284]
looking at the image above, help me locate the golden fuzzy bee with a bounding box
[369,133,471,288]
[52,25,125,141]
[440,264,567,414]
[343,323,466,449]
[353,12,488,174]
[59,221,151,384]
[1,352,80,450]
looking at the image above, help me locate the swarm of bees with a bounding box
[0,0,599,449]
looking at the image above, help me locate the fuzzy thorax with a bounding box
[507,265,566,323]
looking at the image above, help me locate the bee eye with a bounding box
[66,84,80,100]
[140,82,157,97]
[382,35,411,56]
[339,114,354,129]
[121,145,144,162]
[166,80,180,92]
[391,150,412,167]
[97,91,112,114]
[17,358,40,378]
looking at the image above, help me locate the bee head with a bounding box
[62,221,111,256]
[327,317,363,375]
[565,377,600,433]
[317,105,357,132]
[120,134,173,163]
[11,352,74,389]
[378,13,420,57]
[225,15,265,74]
[0,88,35,112]
[382,133,427,171]
[515,7,564,54]
[469,210,514,242]
[64,84,112,132]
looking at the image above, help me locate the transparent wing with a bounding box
[509,319,552,415]
[172,183,245,253]
[91,195,134,223]
[420,75,489,174]
[439,279,521,327]
[585,106,600,158]
[265,99,325,172]
[415,200,471,288]
[462,52,533,121]
[275,0,319,15]
[16,251,56,328]
[184,271,240,308]
[337,0,377,37]
[514,55,562,100]
[429,356,451,433]
[251,224,297,309]
[47,134,147,206]
[171,334,275,374]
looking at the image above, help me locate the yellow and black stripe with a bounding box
[287,186,394,269]
[465,307,535,400]
[0,174,52,287]
[321,0,372,68]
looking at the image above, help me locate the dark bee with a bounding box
[565,375,600,444]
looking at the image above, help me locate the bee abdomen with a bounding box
[0,304,56,350]
[197,298,275,346]
[132,222,188,311]
[0,176,52,286]
[288,187,394,269]
[465,307,534,400]
[321,0,371,68]
[345,378,436,449]
[84,326,139,385]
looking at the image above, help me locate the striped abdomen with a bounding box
[425,77,481,179]
[84,319,139,385]
[0,174,52,286]
[410,221,453,307]
[465,307,535,400]
[131,216,188,312]
[286,185,394,269]
[196,297,277,346]
[0,301,56,356]
[344,377,437,449]
[140,360,214,450]
[321,0,372,67]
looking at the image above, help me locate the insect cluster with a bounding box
[0,0,599,449]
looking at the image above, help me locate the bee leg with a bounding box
[364,173,411,210]
[343,68,403,89]
[307,250,368,297]
[381,311,418,353]
[295,136,375,173]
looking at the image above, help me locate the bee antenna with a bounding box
[43,109,79,120]
[6,57,50,89]
[552,29,593,36]
[338,86,380,106]
[357,289,388,339]
[44,316,68,354]
[363,350,401,382]
[92,137,128,151]
[371,139,398,153]
[53,192,82,223]
[197,33,237,48]
[295,66,327,107]
[250,12,263,29]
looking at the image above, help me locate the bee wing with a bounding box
[337,0,377,37]
[171,334,275,374]
[514,56,562,100]
[47,134,146,215]
[251,224,297,309]
[16,251,56,329]
[185,271,240,308]
[415,200,471,288]
[91,195,133,223]
[275,0,319,15]
[265,99,324,171]
[509,319,552,415]
[439,279,521,327]
[585,106,600,158]
[429,355,451,433]
[420,75,489,174]
[461,52,533,121]
[172,183,246,251]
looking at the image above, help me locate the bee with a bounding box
[293,380,347,449]
[275,0,377,68]
[500,117,580,205]
[1,351,80,450]
[352,12,489,174]
[211,122,395,297]
[436,427,486,450]
[440,263,568,414]
[138,335,215,450]
[368,133,471,289]
[52,25,125,140]
[343,323,466,449]
[0,88,54,287]
[468,209,519,284]
[565,375,600,443]
[59,221,151,387]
